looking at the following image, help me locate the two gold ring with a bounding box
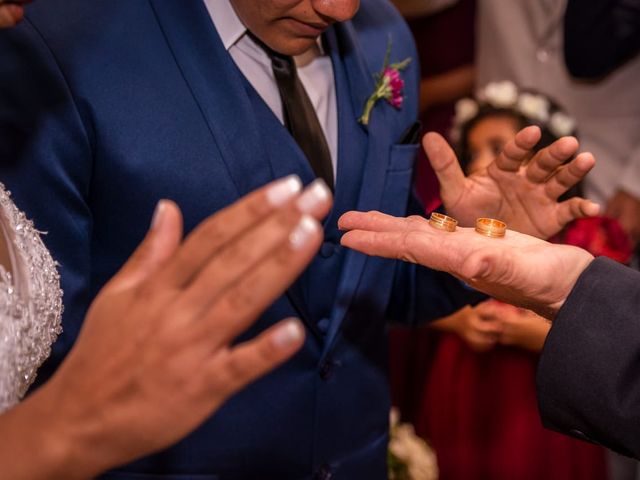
[428,212,458,232]
[475,218,507,238]
[427,213,507,238]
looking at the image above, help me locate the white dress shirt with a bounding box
[204,0,339,177]
[477,0,640,205]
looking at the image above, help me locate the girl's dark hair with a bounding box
[455,89,582,200]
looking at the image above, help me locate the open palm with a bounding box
[338,210,594,319]
[424,127,600,239]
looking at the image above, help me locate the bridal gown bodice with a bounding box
[0,183,62,413]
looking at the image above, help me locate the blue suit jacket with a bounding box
[0,1,466,478]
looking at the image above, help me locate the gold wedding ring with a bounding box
[475,218,507,238]
[429,212,458,232]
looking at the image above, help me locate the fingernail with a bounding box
[266,175,303,207]
[296,179,331,214]
[151,200,167,230]
[289,215,319,250]
[272,319,304,349]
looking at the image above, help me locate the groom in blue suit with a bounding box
[0,0,597,478]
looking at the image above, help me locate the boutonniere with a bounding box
[359,38,412,126]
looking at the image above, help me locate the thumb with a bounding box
[422,132,466,207]
[474,300,502,318]
[106,200,183,292]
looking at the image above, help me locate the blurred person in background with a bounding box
[564,0,640,258]
[387,0,477,426]
[408,82,624,480]
[476,4,640,475]
[477,0,640,252]
[390,0,474,211]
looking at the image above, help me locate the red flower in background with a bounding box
[559,216,633,264]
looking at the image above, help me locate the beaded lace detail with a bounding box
[0,184,63,412]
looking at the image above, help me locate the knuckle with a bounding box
[207,352,240,393]
[406,215,425,227]
[134,280,161,304]
[222,280,259,312]
[274,208,299,229]
[199,217,227,245]
[220,240,248,264]
[223,352,258,386]
[272,243,293,265]
[398,231,423,263]
[245,195,272,218]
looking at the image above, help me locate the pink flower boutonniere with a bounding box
[359,39,412,126]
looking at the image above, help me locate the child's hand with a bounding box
[496,304,551,352]
[450,302,503,353]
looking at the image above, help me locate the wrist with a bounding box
[16,372,113,479]
[0,383,81,480]
[546,251,594,319]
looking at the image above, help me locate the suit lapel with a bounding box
[149,0,274,197]
[241,79,316,186]
[332,22,376,136]
[149,2,401,347]
[240,79,321,338]
[322,23,396,354]
[150,0,324,336]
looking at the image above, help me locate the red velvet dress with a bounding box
[395,3,627,477]
[390,217,632,480]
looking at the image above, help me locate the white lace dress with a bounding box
[0,184,63,413]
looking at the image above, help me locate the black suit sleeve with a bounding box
[565,0,640,78]
[537,257,640,458]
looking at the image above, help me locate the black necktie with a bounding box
[253,37,335,190]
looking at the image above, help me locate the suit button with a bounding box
[317,317,330,334]
[320,242,337,258]
[569,429,589,441]
[319,360,333,381]
[313,464,332,480]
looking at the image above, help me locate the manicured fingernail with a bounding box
[296,179,331,213]
[267,175,303,207]
[289,215,319,250]
[151,200,168,230]
[272,319,304,349]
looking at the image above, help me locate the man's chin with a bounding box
[265,35,321,57]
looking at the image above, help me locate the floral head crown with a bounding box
[451,81,576,143]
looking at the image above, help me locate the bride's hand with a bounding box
[6,177,330,480]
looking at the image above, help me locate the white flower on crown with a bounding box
[450,81,577,144]
[481,81,518,108]
[549,111,577,137]
[454,98,479,126]
[517,93,550,123]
